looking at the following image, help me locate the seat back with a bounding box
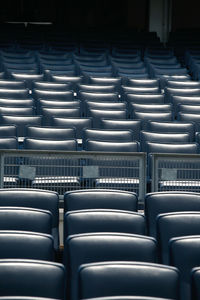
[77,84,117,93]
[157,212,200,264]
[32,89,74,101]
[26,126,76,140]
[64,209,146,238]
[0,89,29,99]
[191,267,200,300]
[52,117,92,139]
[140,131,190,152]
[32,81,71,91]
[78,261,179,299]
[0,137,18,149]
[82,128,134,149]
[78,91,119,102]
[88,109,127,128]
[41,107,81,126]
[84,140,139,152]
[177,112,200,131]
[0,115,42,137]
[101,119,141,141]
[0,259,65,299]
[65,233,157,300]
[0,189,59,249]
[64,189,138,214]
[0,106,34,116]
[131,112,173,130]
[0,80,26,89]
[125,94,164,104]
[145,192,200,238]
[146,142,199,154]
[170,235,200,300]
[10,74,45,89]
[0,231,54,261]
[23,138,77,151]
[0,207,52,234]
[147,121,195,142]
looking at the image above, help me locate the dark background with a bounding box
[0,0,200,33]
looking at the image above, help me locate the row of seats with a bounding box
[1,189,200,299]
[0,35,193,82]
[1,126,200,153]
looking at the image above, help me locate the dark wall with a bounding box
[172,0,200,31]
[0,0,148,31]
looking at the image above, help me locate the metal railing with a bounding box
[151,153,200,192]
[0,150,146,203]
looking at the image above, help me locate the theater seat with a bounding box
[78,261,179,299]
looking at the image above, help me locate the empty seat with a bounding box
[126,79,160,89]
[191,266,200,300]
[0,80,26,89]
[125,94,164,104]
[77,84,117,93]
[131,111,173,130]
[32,89,74,101]
[0,259,65,299]
[88,109,127,128]
[89,77,121,89]
[77,91,119,102]
[52,117,92,139]
[121,86,160,95]
[0,125,17,138]
[32,81,72,91]
[146,141,199,155]
[164,87,200,103]
[177,104,200,115]
[145,192,200,238]
[0,115,42,138]
[0,137,18,149]
[177,112,200,131]
[82,128,135,149]
[25,126,76,140]
[101,119,142,141]
[147,121,195,142]
[0,189,59,249]
[0,231,54,261]
[65,233,157,300]
[38,99,80,113]
[41,107,81,126]
[157,211,200,264]
[23,138,77,151]
[78,261,179,299]
[0,107,34,116]
[64,189,138,214]
[0,98,34,108]
[84,140,139,152]
[166,80,200,89]
[64,209,146,238]
[0,89,30,99]
[140,131,190,152]
[171,95,200,116]
[84,101,126,117]
[0,207,52,234]
[10,74,45,90]
[130,103,172,113]
[156,74,191,89]
[170,235,200,300]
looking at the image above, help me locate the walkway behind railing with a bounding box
[0,150,146,205]
[151,153,200,193]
